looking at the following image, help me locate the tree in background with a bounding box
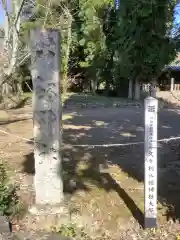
[0,0,35,97]
[113,0,177,99]
[69,0,177,98]
[0,0,73,97]
[0,0,178,98]
[71,0,112,94]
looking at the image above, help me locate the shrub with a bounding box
[0,162,24,218]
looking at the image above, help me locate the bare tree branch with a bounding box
[14,0,26,29]
[25,81,33,92]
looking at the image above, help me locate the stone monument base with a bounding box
[27,204,70,231]
[29,203,68,215]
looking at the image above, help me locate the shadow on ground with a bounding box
[22,96,180,227]
[0,118,31,125]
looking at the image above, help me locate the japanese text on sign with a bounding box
[144,98,158,227]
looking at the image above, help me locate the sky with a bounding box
[0,1,179,26]
[0,1,4,25]
[175,3,180,25]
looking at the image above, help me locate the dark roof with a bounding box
[166,66,180,71]
[165,53,180,71]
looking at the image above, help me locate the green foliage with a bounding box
[115,0,177,82]
[18,0,177,95]
[52,223,77,237]
[69,0,177,95]
[0,162,25,218]
[51,223,92,239]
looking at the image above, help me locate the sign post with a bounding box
[144,97,158,229]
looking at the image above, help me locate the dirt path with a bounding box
[1,106,180,239]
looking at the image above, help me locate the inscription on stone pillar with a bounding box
[30,28,63,205]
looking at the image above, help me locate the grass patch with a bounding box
[51,223,92,239]
[51,223,112,240]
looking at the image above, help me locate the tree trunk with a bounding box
[0,10,11,98]
[170,77,174,92]
[0,0,21,99]
[134,79,140,100]
[30,28,63,205]
[61,13,72,95]
[1,82,12,97]
[105,81,110,96]
[16,82,23,96]
[150,79,157,98]
[128,79,133,99]
[90,79,97,95]
[0,73,13,98]
[96,81,100,91]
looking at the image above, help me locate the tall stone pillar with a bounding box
[30,28,63,207]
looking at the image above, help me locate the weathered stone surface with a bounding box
[30,28,63,205]
[0,216,10,233]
